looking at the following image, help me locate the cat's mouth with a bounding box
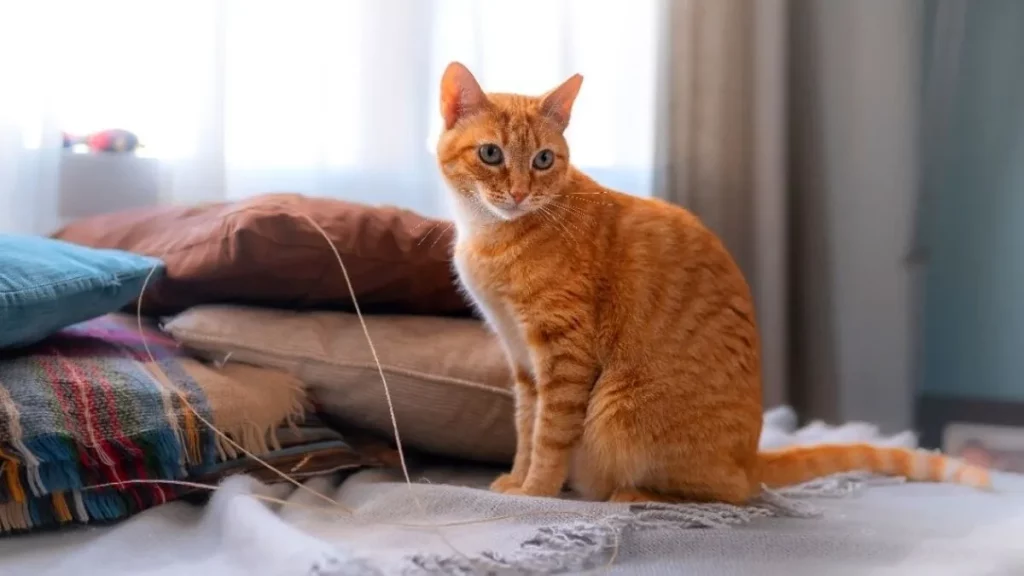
[488,198,548,222]
[493,203,529,220]
[475,188,534,221]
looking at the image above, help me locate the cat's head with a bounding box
[436,62,583,222]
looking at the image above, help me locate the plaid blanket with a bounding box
[0,315,392,533]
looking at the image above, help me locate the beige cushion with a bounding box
[163,305,516,463]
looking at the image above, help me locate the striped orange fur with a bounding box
[759,445,991,491]
[435,62,991,503]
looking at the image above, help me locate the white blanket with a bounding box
[3,408,1023,576]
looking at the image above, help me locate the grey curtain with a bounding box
[655,0,924,432]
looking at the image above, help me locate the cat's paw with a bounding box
[491,473,565,498]
[501,485,561,498]
[490,473,523,494]
[499,487,528,497]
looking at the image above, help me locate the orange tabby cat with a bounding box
[435,61,990,503]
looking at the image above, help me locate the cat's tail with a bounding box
[756,444,992,490]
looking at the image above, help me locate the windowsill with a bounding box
[54,152,654,226]
[58,152,161,227]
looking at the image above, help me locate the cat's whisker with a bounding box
[570,196,616,207]
[549,200,593,221]
[430,223,455,249]
[537,205,578,243]
[536,205,566,233]
[416,222,442,247]
[544,203,590,236]
[548,201,599,229]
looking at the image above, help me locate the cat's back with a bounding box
[594,187,757,349]
[606,189,744,285]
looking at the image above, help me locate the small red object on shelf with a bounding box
[62,129,141,153]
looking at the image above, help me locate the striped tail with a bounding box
[757,443,992,490]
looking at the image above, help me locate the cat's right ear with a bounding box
[440,62,488,130]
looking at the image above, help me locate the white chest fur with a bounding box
[447,193,535,375]
[453,246,534,376]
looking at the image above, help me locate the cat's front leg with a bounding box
[491,366,537,493]
[514,332,596,498]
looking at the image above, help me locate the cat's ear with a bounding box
[440,62,488,130]
[540,73,583,131]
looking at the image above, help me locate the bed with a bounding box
[6,199,1023,575]
[3,415,1023,576]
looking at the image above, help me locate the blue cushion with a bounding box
[0,235,164,349]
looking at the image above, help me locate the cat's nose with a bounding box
[510,188,529,205]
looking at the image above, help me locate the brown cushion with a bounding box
[52,193,471,317]
[163,305,516,464]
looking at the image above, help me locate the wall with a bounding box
[921,0,1024,403]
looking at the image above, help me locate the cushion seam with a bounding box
[168,329,513,398]
[0,267,160,298]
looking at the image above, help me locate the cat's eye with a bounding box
[478,144,504,166]
[532,149,555,170]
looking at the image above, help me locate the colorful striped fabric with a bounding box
[0,315,386,533]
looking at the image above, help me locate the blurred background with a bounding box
[1,0,1021,455]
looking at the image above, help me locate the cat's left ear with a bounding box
[540,73,583,131]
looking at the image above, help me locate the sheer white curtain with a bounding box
[0,5,62,234]
[0,0,660,233]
